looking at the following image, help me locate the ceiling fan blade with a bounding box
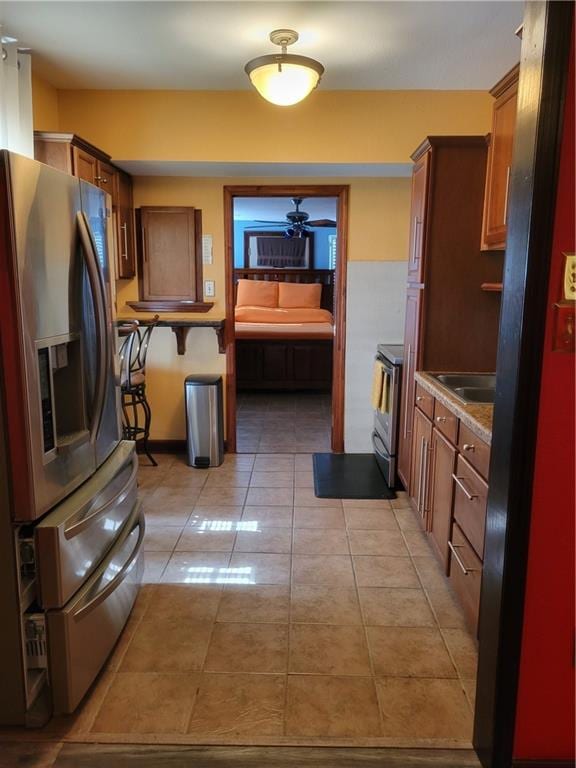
[306,219,337,227]
[252,219,289,225]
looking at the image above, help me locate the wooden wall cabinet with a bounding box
[480,65,520,251]
[131,206,212,313]
[34,132,136,279]
[116,171,136,279]
[398,136,502,492]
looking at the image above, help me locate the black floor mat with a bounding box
[313,453,396,499]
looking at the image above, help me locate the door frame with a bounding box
[223,184,349,454]
[473,4,573,767]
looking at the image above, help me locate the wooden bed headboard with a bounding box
[233,268,335,312]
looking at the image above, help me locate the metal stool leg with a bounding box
[140,385,157,466]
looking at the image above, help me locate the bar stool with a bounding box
[119,316,159,466]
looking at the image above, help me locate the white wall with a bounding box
[344,261,408,452]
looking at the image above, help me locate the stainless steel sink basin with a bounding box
[431,373,496,405]
[452,387,495,404]
[433,374,496,389]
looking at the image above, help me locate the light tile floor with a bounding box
[236,392,332,453]
[6,452,478,751]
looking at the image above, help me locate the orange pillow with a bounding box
[278,282,322,309]
[236,279,278,308]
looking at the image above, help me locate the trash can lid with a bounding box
[185,374,222,385]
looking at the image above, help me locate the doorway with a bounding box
[224,185,349,454]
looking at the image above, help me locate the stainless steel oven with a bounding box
[372,344,404,487]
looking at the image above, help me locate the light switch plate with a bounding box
[563,252,576,300]
[204,280,215,298]
[202,235,213,265]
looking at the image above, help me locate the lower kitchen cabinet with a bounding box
[428,427,457,573]
[409,406,433,529]
[448,522,483,631]
[407,382,492,636]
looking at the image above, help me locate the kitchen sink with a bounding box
[452,387,495,404]
[433,373,496,389]
[431,373,496,405]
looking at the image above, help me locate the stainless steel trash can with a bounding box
[184,374,224,468]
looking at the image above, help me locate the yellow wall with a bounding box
[57,89,493,163]
[31,73,60,131]
[116,175,411,440]
[45,85,493,441]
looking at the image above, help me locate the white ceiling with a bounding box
[234,196,337,222]
[2,1,523,91]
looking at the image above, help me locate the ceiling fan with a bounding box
[249,198,337,238]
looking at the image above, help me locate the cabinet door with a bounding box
[140,207,201,301]
[72,147,98,184]
[397,287,422,489]
[116,172,136,279]
[408,406,432,529]
[96,161,117,203]
[481,70,519,250]
[407,152,429,283]
[428,427,457,572]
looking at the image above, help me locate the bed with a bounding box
[234,269,335,391]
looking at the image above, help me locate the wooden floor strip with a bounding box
[52,744,482,768]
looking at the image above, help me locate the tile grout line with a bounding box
[395,506,476,709]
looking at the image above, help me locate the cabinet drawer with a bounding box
[458,423,490,480]
[448,523,482,636]
[433,400,458,443]
[452,454,488,559]
[415,383,434,419]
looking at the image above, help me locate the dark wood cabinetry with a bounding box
[397,287,421,488]
[481,65,520,251]
[407,152,429,284]
[429,427,457,571]
[116,171,136,279]
[410,384,491,635]
[409,406,432,527]
[131,206,211,313]
[398,136,501,494]
[34,132,136,279]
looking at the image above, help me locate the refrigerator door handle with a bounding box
[72,505,145,621]
[77,211,108,444]
[64,451,138,539]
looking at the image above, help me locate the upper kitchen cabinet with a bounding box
[130,206,213,312]
[35,132,115,194]
[116,171,136,279]
[407,151,429,284]
[34,132,136,279]
[480,65,520,251]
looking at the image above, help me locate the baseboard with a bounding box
[513,760,575,767]
[143,440,229,454]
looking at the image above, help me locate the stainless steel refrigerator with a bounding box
[0,151,144,725]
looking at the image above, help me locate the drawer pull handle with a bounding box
[416,396,424,402]
[462,443,475,452]
[448,540,479,576]
[452,474,478,501]
[436,416,447,423]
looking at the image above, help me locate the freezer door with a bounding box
[2,151,97,521]
[80,180,121,468]
[35,441,138,609]
[47,501,144,714]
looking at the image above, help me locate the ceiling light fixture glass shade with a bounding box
[245,29,324,107]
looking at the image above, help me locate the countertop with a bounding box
[415,371,493,445]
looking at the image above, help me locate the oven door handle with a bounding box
[372,430,389,458]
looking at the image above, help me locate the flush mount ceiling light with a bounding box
[244,29,324,107]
